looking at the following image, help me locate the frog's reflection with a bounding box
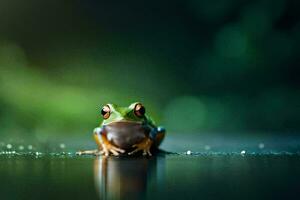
[94,155,165,200]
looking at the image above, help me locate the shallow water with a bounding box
[1,134,300,200]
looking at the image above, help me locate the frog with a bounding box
[77,102,166,156]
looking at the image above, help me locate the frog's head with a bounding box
[99,102,149,149]
[100,102,147,125]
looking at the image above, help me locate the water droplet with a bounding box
[59,143,66,149]
[186,150,192,155]
[6,144,12,149]
[28,145,33,150]
[241,150,246,155]
[19,145,24,150]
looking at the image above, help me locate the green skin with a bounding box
[78,102,165,156]
[101,102,156,126]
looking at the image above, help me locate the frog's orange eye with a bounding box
[134,103,145,117]
[101,105,110,119]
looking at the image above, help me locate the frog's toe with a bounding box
[76,150,98,156]
[100,144,125,156]
[128,140,153,156]
[128,145,152,156]
[96,149,107,156]
[143,149,152,156]
[97,147,111,156]
[129,148,152,156]
[109,148,120,156]
[128,148,140,155]
[109,146,125,156]
[111,145,125,153]
[109,148,124,156]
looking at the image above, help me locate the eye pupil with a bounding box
[101,105,110,119]
[134,103,146,117]
[138,106,145,115]
[101,109,107,116]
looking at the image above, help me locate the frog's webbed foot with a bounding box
[99,143,125,156]
[128,138,153,156]
[93,126,125,156]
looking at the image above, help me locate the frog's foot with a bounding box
[76,149,98,156]
[128,138,153,156]
[98,143,125,156]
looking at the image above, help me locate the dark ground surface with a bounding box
[1,134,300,200]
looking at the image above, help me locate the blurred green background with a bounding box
[0,0,299,141]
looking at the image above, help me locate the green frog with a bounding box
[78,102,166,156]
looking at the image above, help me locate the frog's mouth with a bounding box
[104,121,147,149]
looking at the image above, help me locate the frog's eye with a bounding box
[101,105,111,119]
[134,103,145,117]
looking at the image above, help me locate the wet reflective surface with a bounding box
[1,135,300,200]
[93,156,165,200]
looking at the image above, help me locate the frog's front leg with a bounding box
[77,127,125,156]
[93,127,125,156]
[128,126,165,156]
